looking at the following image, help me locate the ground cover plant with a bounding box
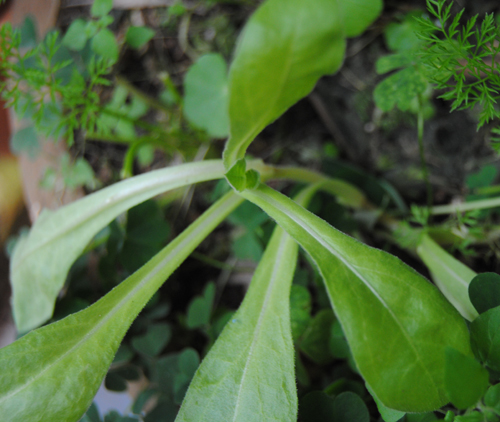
[3,0,500,421]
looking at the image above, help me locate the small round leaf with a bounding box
[469,273,500,315]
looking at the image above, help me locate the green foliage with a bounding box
[186,282,215,329]
[131,322,171,357]
[468,273,500,315]
[470,306,500,372]
[374,11,433,114]
[41,152,97,190]
[156,347,201,405]
[0,192,242,421]
[10,160,226,332]
[223,0,382,169]
[289,284,312,342]
[119,200,170,273]
[228,200,269,262]
[242,183,471,411]
[0,19,114,146]
[467,165,498,190]
[417,233,478,321]
[444,347,489,409]
[299,391,369,422]
[7,0,500,420]
[0,5,174,169]
[416,0,500,147]
[299,309,335,365]
[61,19,88,51]
[176,188,312,421]
[125,26,155,49]
[92,28,119,63]
[91,0,113,18]
[183,53,230,138]
[485,384,500,412]
[367,383,406,422]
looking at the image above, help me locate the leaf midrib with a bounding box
[254,188,440,396]
[13,160,224,271]
[226,10,299,167]
[0,201,228,406]
[231,234,289,421]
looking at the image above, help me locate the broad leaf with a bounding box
[184,53,229,138]
[11,160,226,333]
[0,191,243,422]
[416,233,478,321]
[222,0,382,169]
[176,186,317,422]
[444,347,489,410]
[241,183,471,412]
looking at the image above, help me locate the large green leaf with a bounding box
[222,0,382,169]
[0,191,243,422]
[11,160,226,333]
[240,184,471,412]
[416,234,478,321]
[176,187,316,422]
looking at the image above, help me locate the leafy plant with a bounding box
[0,0,219,185]
[5,0,500,421]
[416,0,500,147]
[374,11,433,116]
[374,9,435,210]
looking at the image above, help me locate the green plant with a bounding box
[5,0,500,421]
[374,9,436,211]
[416,0,500,147]
[0,0,224,184]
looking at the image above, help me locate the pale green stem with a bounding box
[431,196,500,215]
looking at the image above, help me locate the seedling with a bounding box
[2,1,500,422]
